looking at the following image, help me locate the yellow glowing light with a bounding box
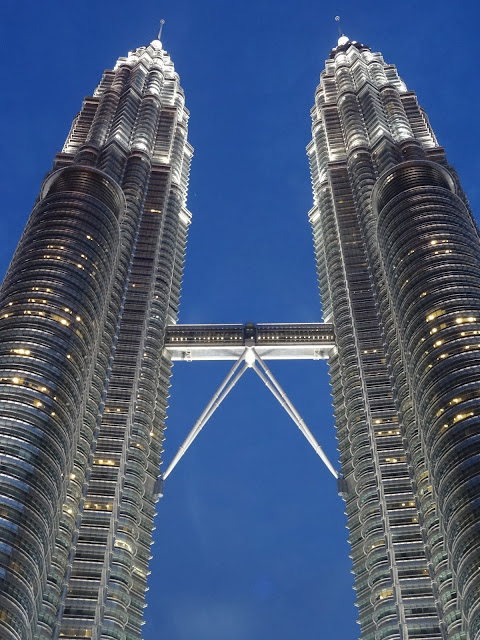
[13,348,31,355]
[12,377,20,384]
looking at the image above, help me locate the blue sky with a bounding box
[1,1,480,638]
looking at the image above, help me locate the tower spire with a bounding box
[335,15,342,37]
[158,18,165,41]
[334,15,349,46]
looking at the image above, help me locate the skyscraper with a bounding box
[0,21,479,640]
[0,35,192,640]
[308,34,480,640]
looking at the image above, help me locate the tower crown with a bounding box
[329,36,370,58]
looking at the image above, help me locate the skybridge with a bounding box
[164,322,335,361]
[160,322,339,491]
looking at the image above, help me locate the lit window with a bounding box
[426,310,445,322]
[11,348,31,356]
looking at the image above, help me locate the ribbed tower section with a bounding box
[308,36,478,640]
[0,37,192,640]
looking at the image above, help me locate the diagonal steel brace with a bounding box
[162,350,248,481]
[251,349,339,479]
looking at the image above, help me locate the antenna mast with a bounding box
[335,15,343,37]
[158,19,165,41]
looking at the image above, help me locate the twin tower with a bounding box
[0,30,479,640]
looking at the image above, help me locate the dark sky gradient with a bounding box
[1,1,480,638]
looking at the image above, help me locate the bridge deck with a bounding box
[164,322,335,361]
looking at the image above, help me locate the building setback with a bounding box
[308,35,480,640]
[0,36,192,640]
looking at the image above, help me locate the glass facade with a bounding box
[308,37,480,640]
[0,38,192,640]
